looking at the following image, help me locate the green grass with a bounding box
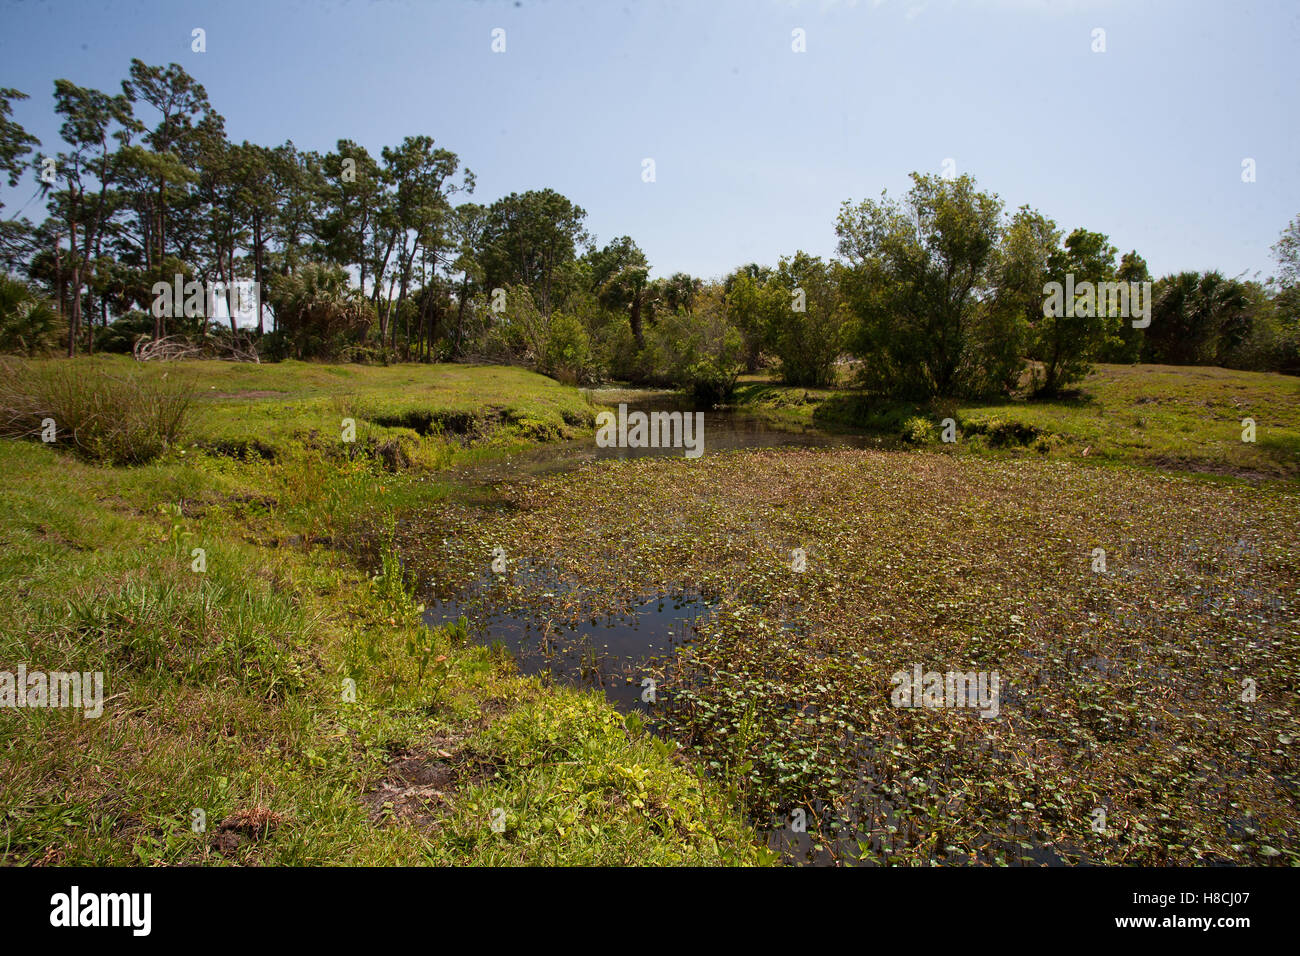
[736,364,1300,482]
[0,358,758,866]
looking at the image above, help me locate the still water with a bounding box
[420,389,880,708]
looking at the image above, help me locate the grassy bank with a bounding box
[0,357,760,865]
[736,364,1300,482]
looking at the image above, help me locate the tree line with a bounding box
[1,61,1297,400]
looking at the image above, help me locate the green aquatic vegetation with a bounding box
[402,447,1300,865]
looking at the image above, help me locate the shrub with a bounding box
[900,416,937,444]
[543,311,592,383]
[267,263,373,360]
[642,289,746,404]
[0,358,194,464]
[963,417,1042,447]
[92,309,153,354]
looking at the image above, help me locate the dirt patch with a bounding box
[181,491,279,518]
[30,523,91,550]
[198,437,279,461]
[1147,455,1274,481]
[210,807,284,857]
[363,747,459,827]
[369,406,507,439]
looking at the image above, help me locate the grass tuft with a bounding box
[0,357,194,465]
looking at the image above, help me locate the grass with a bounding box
[735,364,1300,482]
[0,356,758,866]
[0,357,195,465]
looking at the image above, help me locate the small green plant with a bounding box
[900,415,936,444]
[371,513,421,621]
[156,502,193,547]
[407,616,465,696]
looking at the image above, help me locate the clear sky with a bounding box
[2,0,1297,282]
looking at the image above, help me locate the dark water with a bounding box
[443,389,885,485]
[421,392,882,706]
[423,587,713,713]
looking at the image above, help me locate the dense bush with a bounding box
[267,263,373,360]
[542,311,593,384]
[91,308,153,354]
[641,288,746,404]
[0,358,194,464]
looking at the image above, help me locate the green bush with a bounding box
[92,309,153,354]
[900,416,937,444]
[0,358,194,464]
[543,311,592,383]
[963,417,1042,447]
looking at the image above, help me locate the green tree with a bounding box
[268,262,370,359]
[0,88,41,271]
[1268,216,1300,372]
[0,273,64,354]
[985,206,1058,393]
[479,189,589,316]
[723,264,779,372]
[1099,250,1151,364]
[448,201,489,357]
[379,135,472,356]
[836,172,1004,397]
[767,251,850,387]
[1144,271,1249,365]
[587,236,654,348]
[659,271,703,316]
[120,60,219,271]
[42,79,138,356]
[1030,227,1116,395]
[643,283,745,403]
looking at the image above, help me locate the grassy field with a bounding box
[0,357,759,865]
[736,364,1300,482]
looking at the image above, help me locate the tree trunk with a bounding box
[630,295,644,348]
[67,218,80,358]
[253,212,265,335]
[53,233,64,319]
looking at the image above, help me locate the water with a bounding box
[423,588,714,713]
[443,388,885,485]
[420,391,883,701]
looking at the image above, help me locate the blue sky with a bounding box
[2,0,1297,282]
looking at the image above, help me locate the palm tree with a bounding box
[1147,271,1248,365]
[268,264,371,359]
[0,274,64,355]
